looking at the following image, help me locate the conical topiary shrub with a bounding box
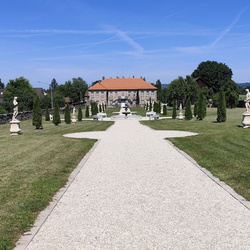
[184,97,192,120]
[172,100,177,119]
[64,104,71,124]
[85,106,89,118]
[52,100,61,126]
[78,107,83,121]
[32,96,43,129]
[217,90,227,122]
[45,106,50,121]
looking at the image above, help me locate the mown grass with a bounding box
[141,107,250,201]
[0,119,113,250]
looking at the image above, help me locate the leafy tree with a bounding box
[3,77,37,112]
[163,105,167,115]
[217,90,227,122]
[221,80,239,108]
[184,97,192,120]
[166,76,198,106]
[52,100,61,126]
[99,104,102,113]
[172,100,177,119]
[191,61,233,93]
[197,92,206,120]
[32,96,43,129]
[149,100,152,111]
[0,78,4,88]
[45,106,50,121]
[78,107,83,121]
[85,106,89,118]
[64,104,71,124]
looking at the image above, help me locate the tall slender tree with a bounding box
[45,106,50,121]
[217,90,227,122]
[184,97,192,120]
[32,96,43,129]
[78,107,83,121]
[52,100,61,126]
[64,104,71,124]
[197,92,206,120]
[172,100,177,119]
[85,106,89,118]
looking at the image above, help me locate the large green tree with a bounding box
[191,61,233,93]
[166,76,198,106]
[56,77,88,103]
[3,77,37,112]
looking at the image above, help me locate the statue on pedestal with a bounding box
[242,89,250,128]
[10,97,21,135]
[12,96,19,121]
[244,89,250,112]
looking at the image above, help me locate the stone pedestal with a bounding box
[10,120,21,135]
[242,112,250,128]
[71,117,77,123]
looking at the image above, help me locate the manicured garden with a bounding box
[0,119,113,250]
[141,107,250,202]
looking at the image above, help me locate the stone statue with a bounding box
[12,97,18,121]
[245,89,250,112]
[73,106,76,117]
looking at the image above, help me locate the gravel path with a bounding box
[16,119,250,249]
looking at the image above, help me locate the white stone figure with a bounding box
[245,89,250,112]
[72,106,77,123]
[12,97,19,121]
[10,96,21,135]
[178,103,184,120]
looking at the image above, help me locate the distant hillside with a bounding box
[162,84,168,89]
[237,82,250,88]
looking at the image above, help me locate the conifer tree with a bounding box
[184,97,193,120]
[172,100,177,119]
[85,106,89,118]
[197,92,206,120]
[45,106,50,121]
[99,104,102,113]
[163,105,167,115]
[64,104,71,124]
[78,107,83,121]
[217,90,227,122]
[52,100,61,126]
[32,96,43,129]
[194,103,197,117]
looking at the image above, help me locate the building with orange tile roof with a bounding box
[86,77,157,106]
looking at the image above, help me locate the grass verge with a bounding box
[141,108,250,201]
[0,119,113,250]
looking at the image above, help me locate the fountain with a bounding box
[111,105,141,120]
[122,105,131,118]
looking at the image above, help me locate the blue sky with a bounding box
[1,0,250,88]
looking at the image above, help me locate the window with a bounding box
[95,92,99,97]
[101,92,104,98]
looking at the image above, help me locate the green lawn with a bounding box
[141,107,250,201]
[0,119,113,250]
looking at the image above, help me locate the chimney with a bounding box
[102,76,105,80]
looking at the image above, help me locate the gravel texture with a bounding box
[16,119,250,250]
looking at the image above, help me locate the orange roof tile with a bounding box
[88,78,157,91]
